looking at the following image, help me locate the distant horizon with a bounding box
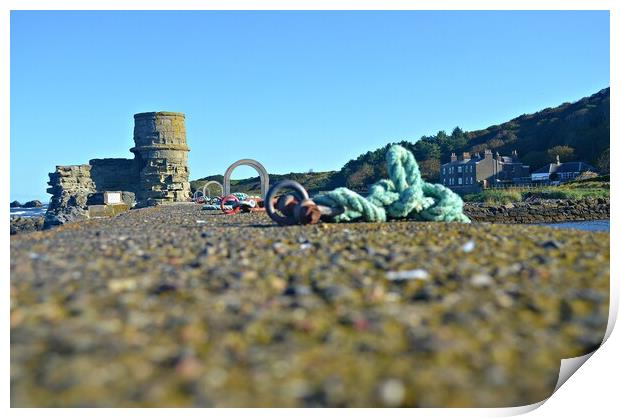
[10,10,610,202]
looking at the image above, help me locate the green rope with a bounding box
[314,145,471,223]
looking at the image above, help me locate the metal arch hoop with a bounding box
[202,180,224,198]
[265,180,310,225]
[223,159,270,199]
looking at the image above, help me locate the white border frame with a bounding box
[3,2,616,417]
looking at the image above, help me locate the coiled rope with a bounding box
[269,145,470,224]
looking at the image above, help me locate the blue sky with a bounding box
[10,10,609,202]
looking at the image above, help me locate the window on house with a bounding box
[457,166,462,173]
[458,178,462,185]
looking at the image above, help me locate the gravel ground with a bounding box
[10,204,610,407]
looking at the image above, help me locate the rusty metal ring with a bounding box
[221,194,241,215]
[265,180,310,225]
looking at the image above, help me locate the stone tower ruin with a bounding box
[131,112,191,205]
[44,111,192,227]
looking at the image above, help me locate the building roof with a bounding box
[532,161,596,174]
[441,156,484,166]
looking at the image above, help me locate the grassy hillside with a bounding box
[463,175,610,204]
[191,171,338,196]
[191,88,610,194]
[337,88,609,188]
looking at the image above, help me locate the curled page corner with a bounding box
[549,292,617,396]
[513,295,617,414]
[500,351,600,416]
[553,352,595,392]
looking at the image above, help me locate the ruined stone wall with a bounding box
[131,112,191,205]
[46,165,96,210]
[44,165,97,228]
[89,158,140,194]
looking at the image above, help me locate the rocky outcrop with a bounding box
[44,165,96,229]
[464,198,610,223]
[23,200,43,208]
[10,216,44,235]
[10,201,22,208]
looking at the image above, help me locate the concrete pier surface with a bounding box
[10,205,609,407]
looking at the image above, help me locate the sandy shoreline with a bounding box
[10,204,610,407]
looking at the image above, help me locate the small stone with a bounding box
[108,278,137,293]
[152,283,177,295]
[283,285,311,297]
[540,240,563,249]
[272,242,286,254]
[379,379,406,406]
[471,273,493,287]
[176,354,203,380]
[461,240,475,253]
[386,269,429,281]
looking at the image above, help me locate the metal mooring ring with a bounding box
[265,180,310,225]
[221,194,241,215]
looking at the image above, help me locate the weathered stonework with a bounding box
[44,111,191,227]
[89,158,140,194]
[46,165,96,208]
[44,165,96,228]
[131,112,191,205]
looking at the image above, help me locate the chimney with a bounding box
[462,152,471,160]
[484,149,492,159]
[556,155,560,165]
[512,150,518,159]
[451,152,457,162]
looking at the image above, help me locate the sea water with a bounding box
[10,205,48,218]
[537,219,610,232]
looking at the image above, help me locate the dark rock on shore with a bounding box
[23,200,43,208]
[43,206,89,229]
[464,198,610,223]
[10,216,44,235]
[10,201,22,208]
